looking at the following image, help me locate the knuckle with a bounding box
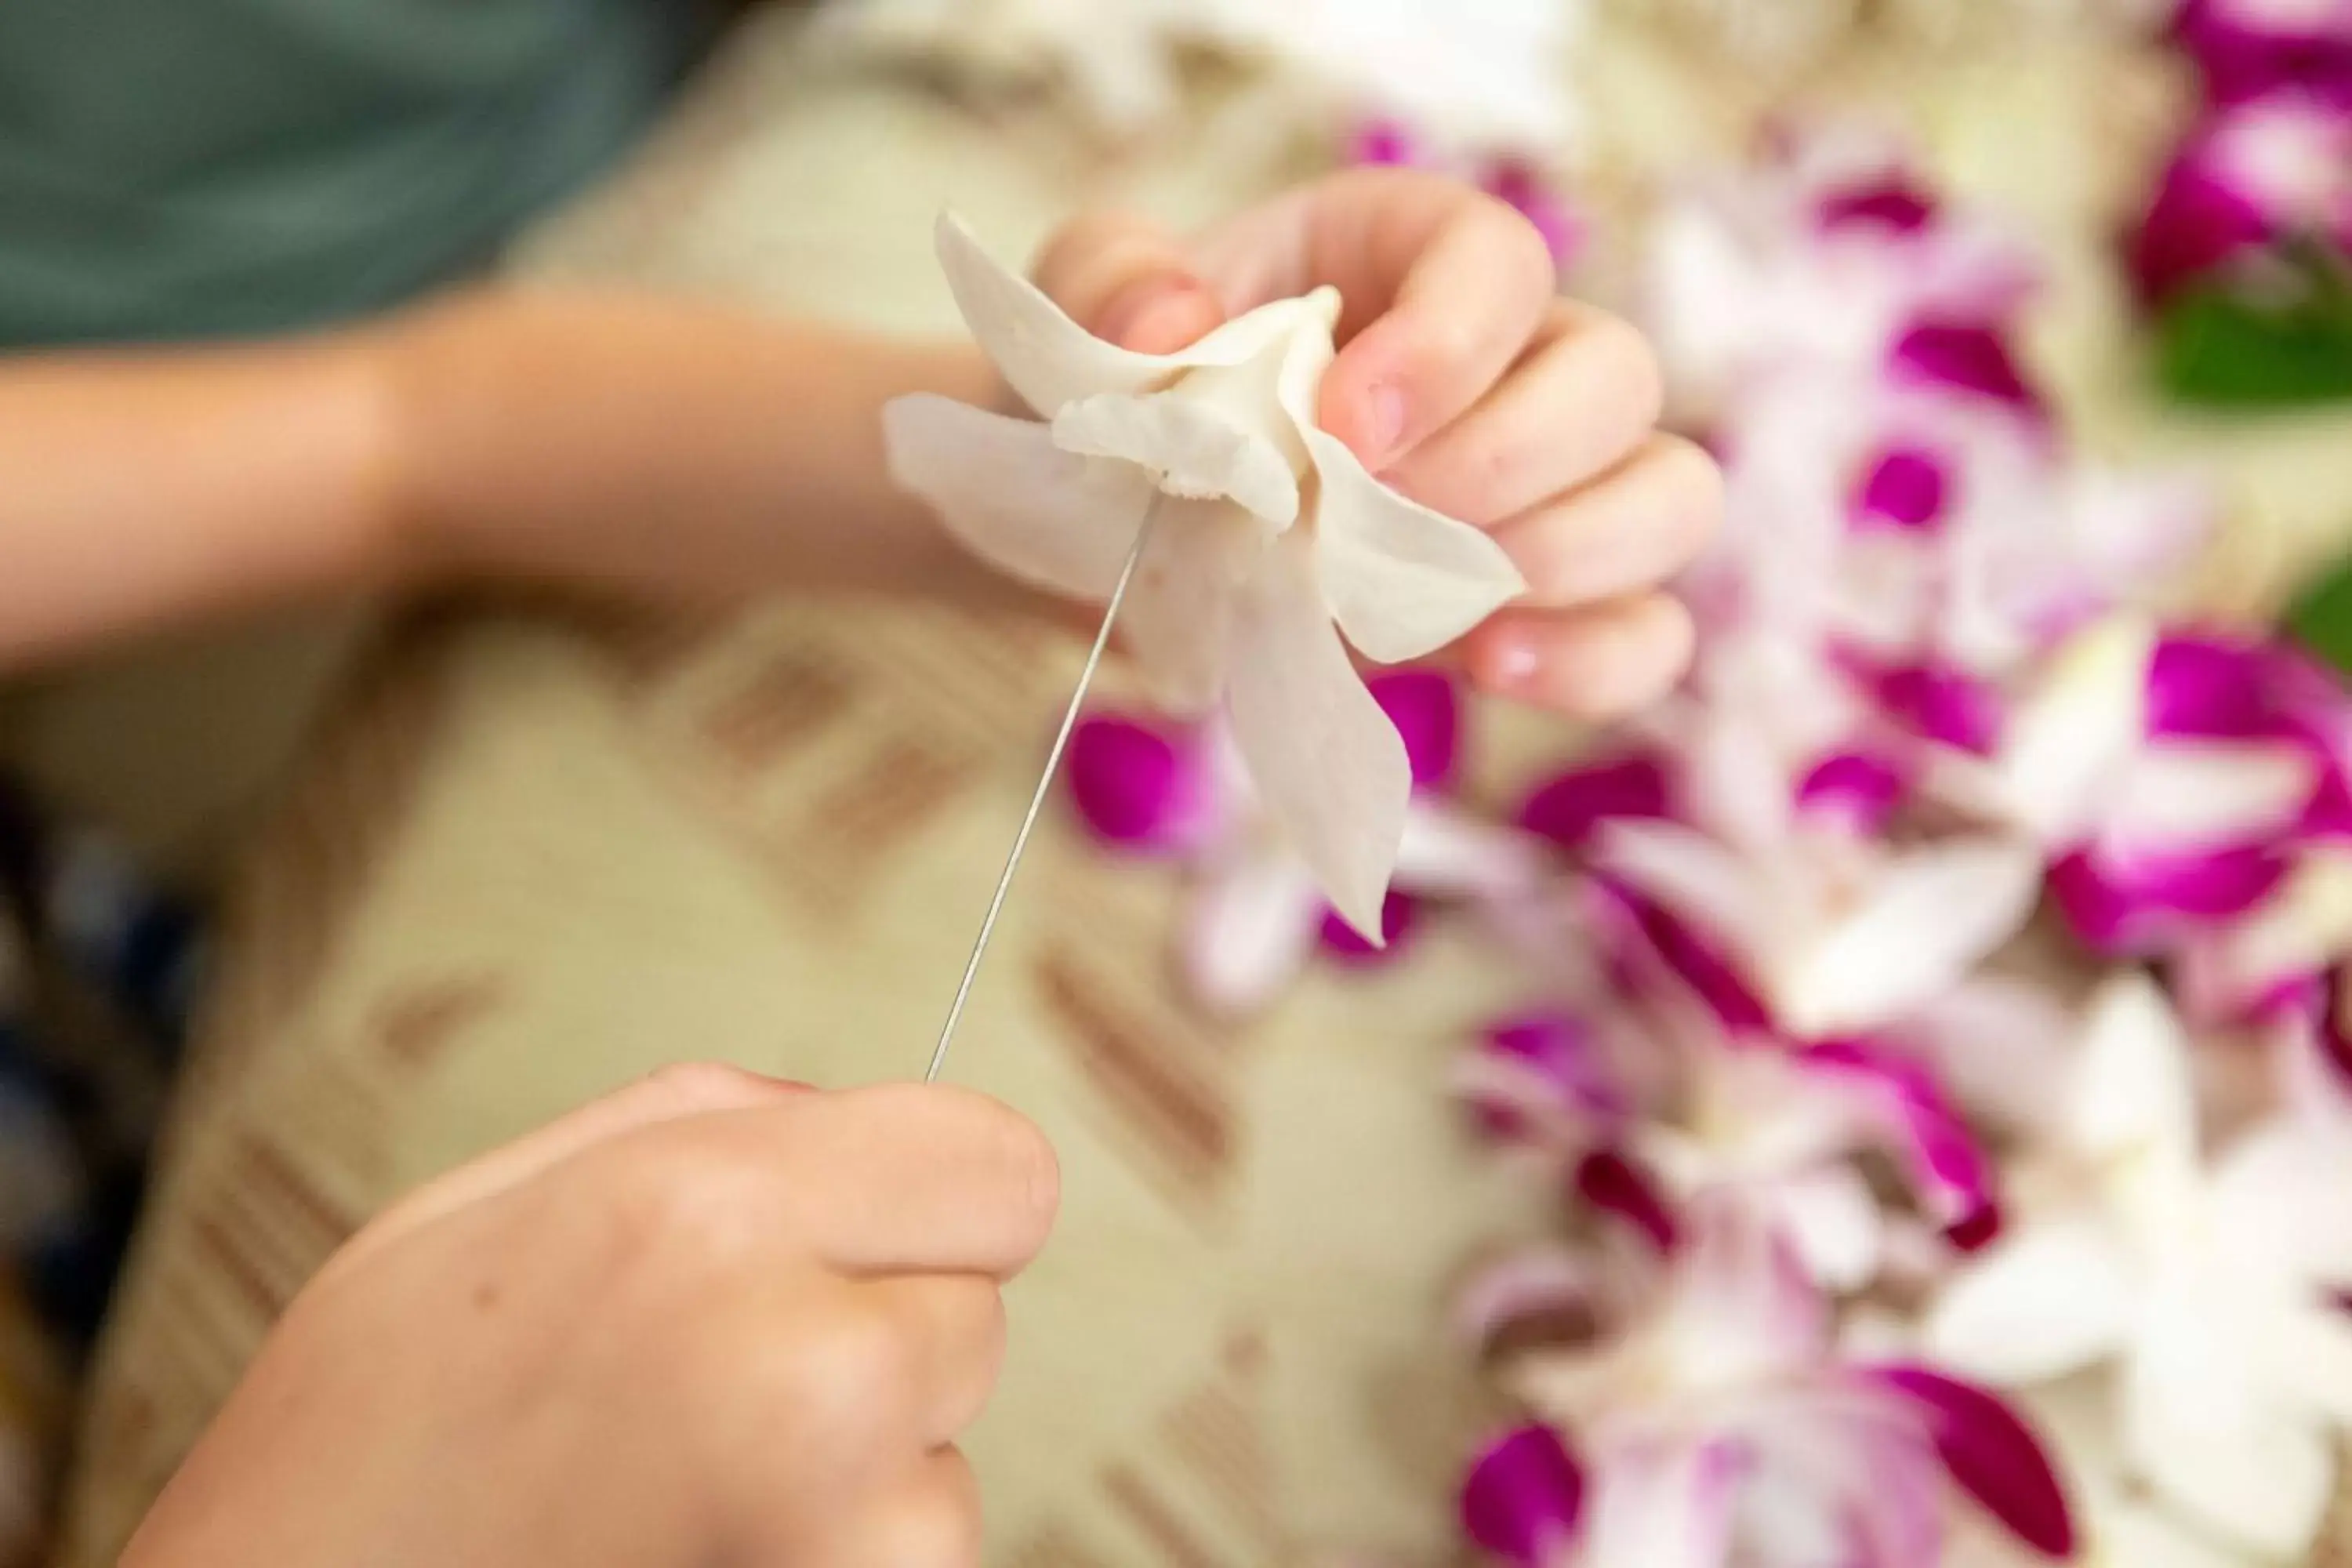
[1582,313,1666,433]
[587,1138,775,1293]
[631,1060,772,1116]
[1652,436,1727,535]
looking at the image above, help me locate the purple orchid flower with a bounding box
[2132,89,2352,302]
[2174,0,2352,109]
[1066,670,1537,1017]
[1461,1207,2074,1567]
[1352,117,1583,267]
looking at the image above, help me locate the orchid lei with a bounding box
[2132,0,2352,407]
[1035,122,2352,1566]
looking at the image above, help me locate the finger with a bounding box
[858,1275,1009,1445]
[759,1083,1062,1277]
[1308,170,1557,470]
[1383,301,1667,525]
[1031,211,1225,354]
[1465,594,1696,720]
[802,1449,984,1568]
[342,1062,808,1268]
[1492,436,1724,608]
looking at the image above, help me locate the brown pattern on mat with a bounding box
[176,609,466,1134]
[1103,1464,1233,1568]
[1005,1520,1119,1568]
[1035,946,1233,1214]
[366,973,509,1073]
[690,641,857,776]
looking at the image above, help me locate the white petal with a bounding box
[2111,739,2319,853]
[1178,851,1326,1018]
[1392,806,1544,901]
[1052,386,1301,523]
[1991,615,2153,844]
[2071,973,2200,1182]
[1592,819,1773,959]
[1925,1221,2140,1384]
[883,394,1153,597]
[1224,530,1412,938]
[2210,1119,2352,1294]
[934,213,1172,416]
[1116,499,1263,713]
[1769,1167,1886,1292]
[1305,427,1527,664]
[1773,839,2043,1037]
[933,214,1330,418]
[2125,1308,2335,1559]
[1583,1445,1740,1568]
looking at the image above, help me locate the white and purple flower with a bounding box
[1460,1207,2074,1568]
[1065,670,1540,1016]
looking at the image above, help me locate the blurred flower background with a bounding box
[815,0,2352,1562]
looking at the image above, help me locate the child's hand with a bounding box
[1031,168,1722,721]
[122,1070,1058,1568]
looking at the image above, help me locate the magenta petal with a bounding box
[1462,1425,1586,1567]
[1849,445,1953,534]
[1602,877,1774,1036]
[1573,1148,1681,1252]
[1797,750,1908,835]
[1472,1012,1628,1135]
[1370,669,1464,793]
[1318,890,1420,963]
[2147,633,2350,750]
[1351,116,1420,166]
[2129,151,2273,303]
[1867,1365,2075,1559]
[1802,1040,1997,1242]
[1890,320,2046,421]
[1066,714,1214,853]
[1820,176,1940,234]
[1517,753,1674,853]
[2176,0,2352,108]
[1483,161,1581,267]
[1853,659,2005,756]
[2049,843,2292,956]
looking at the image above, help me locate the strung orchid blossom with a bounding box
[1461,1207,2074,1568]
[1697,366,2209,702]
[1925,973,2352,1562]
[1065,670,1541,1015]
[2173,0,2352,108]
[1460,1002,1998,1289]
[1351,119,1583,268]
[1587,801,2042,1043]
[1642,134,2042,424]
[885,214,1526,936]
[1973,619,2352,974]
[813,0,1582,151]
[2132,89,2352,302]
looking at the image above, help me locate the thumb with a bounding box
[1031,211,1225,354]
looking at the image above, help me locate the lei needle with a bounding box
[925,493,1167,1083]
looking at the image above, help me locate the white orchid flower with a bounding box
[1925,973,2352,1562]
[884,214,1526,935]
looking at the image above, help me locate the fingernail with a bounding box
[1364,383,1409,466]
[1483,633,1543,690]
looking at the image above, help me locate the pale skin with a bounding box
[3,169,1720,715]
[77,169,1722,1566]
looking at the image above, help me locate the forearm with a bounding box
[0,291,1001,673]
[0,336,399,670]
[383,289,1003,606]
